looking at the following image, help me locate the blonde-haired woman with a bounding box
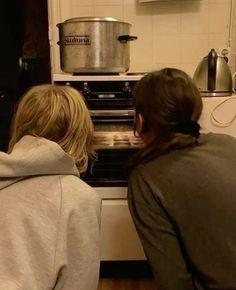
[0,84,101,290]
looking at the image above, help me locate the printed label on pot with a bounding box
[63,35,91,45]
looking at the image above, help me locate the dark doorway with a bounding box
[21,0,51,93]
[0,0,51,152]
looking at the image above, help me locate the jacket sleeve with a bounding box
[127,169,198,290]
[54,179,101,290]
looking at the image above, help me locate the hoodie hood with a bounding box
[0,135,80,189]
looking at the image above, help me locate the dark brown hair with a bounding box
[129,68,203,169]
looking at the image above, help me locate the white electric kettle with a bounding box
[193,49,233,96]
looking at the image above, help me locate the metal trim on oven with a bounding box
[90,109,135,116]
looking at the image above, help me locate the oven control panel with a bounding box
[54,80,138,110]
[80,80,133,99]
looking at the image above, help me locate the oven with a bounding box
[53,74,147,265]
[54,74,144,187]
[80,78,141,187]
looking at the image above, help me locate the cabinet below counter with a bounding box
[94,187,145,261]
[101,199,145,261]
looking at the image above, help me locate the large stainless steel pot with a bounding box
[57,17,137,73]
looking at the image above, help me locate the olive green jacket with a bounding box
[128,133,236,290]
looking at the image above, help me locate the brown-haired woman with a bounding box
[128,68,236,290]
[0,84,101,290]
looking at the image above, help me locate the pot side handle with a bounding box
[118,35,138,43]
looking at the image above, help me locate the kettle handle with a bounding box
[208,49,217,91]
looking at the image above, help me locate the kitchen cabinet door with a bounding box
[101,199,145,261]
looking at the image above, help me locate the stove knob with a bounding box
[123,81,132,95]
[81,82,91,98]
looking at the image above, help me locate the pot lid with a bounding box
[62,16,131,25]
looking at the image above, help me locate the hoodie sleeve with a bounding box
[53,177,101,290]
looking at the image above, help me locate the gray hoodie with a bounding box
[0,135,101,290]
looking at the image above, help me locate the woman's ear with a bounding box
[134,112,144,136]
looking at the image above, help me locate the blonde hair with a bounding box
[8,84,94,172]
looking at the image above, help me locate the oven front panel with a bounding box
[55,77,142,186]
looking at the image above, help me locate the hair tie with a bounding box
[175,120,200,138]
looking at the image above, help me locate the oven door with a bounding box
[82,109,142,186]
[82,147,138,187]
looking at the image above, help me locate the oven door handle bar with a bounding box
[89,110,135,117]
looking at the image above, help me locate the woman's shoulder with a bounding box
[199,133,236,154]
[130,133,236,181]
[59,174,101,205]
[200,132,236,143]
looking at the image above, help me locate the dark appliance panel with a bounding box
[56,80,136,110]
[82,148,138,187]
[54,77,142,187]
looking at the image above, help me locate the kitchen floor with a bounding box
[98,278,157,290]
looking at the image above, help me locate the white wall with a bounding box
[48,0,235,77]
[230,0,236,87]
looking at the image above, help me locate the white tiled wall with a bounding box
[48,0,236,77]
